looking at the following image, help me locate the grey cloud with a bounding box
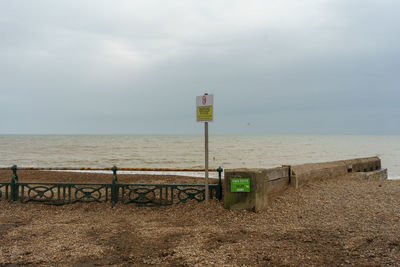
[1,0,399,134]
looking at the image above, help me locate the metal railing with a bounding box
[0,165,223,207]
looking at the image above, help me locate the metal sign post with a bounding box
[204,121,209,205]
[196,93,213,205]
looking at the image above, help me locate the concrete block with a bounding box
[223,167,290,211]
[290,161,347,189]
[266,166,290,202]
[342,157,381,173]
[224,168,268,211]
[350,168,388,180]
[266,166,290,181]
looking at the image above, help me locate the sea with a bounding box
[0,135,399,179]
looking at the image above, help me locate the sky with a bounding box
[1,0,399,135]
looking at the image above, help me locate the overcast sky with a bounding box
[1,0,399,134]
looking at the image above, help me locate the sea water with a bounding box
[0,135,399,179]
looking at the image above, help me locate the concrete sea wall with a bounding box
[224,157,386,211]
[290,156,382,189]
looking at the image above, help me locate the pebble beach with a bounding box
[0,170,399,266]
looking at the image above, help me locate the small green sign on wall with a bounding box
[230,178,250,192]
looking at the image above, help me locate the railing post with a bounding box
[10,165,19,202]
[217,167,223,201]
[111,166,118,208]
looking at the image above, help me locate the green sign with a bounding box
[230,178,250,192]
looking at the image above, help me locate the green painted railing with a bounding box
[0,165,223,207]
[0,183,10,200]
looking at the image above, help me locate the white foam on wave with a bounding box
[49,169,220,179]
